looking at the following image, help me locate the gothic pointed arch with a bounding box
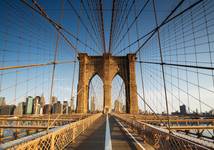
[76,53,138,114]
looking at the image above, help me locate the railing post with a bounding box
[51,133,55,150]
[82,120,85,132]
[72,125,76,142]
[0,128,3,142]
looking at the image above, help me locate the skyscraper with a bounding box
[114,99,122,113]
[14,102,24,116]
[0,97,6,106]
[70,96,74,112]
[40,94,45,107]
[51,96,57,105]
[0,105,16,115]
[63,101,68,114]
[25,96,34,114]
[33,96,41,115]
[40,94,45,114]
[180,104,187,115]
[43,104,52,114]
[91,96,95,112]
[52,101,62,114]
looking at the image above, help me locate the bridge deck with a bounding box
[66,114,150,150]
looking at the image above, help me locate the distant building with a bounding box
[70,96,74,112]
[122,105,126,112]
[33,96,41,115]
[114,99,122,113]
[180,104,187,115]
[91,96,95,112]
[171,111,179,115]
[0,105,16,115]
[63,101,68,114]
[14,102,24,116]
[68,106,71,113]
[40,106,43,114]
[40,94,45,107]
[25,96,34,114]
[51,96,58,105]
[0,97,6,106]
[52,101,62,114]
[139,109,144,114]
[209,109,214,116]
[43,104,52,114]
[22,102,26,114]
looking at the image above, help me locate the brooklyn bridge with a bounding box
[0,0,214,149]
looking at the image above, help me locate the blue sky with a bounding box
[0,0,214,113]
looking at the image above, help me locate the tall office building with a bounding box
[52,101,62,114]
[180,104,187,115]
[40,94,45,107]
[68,106,71,113]
[70,96,74,112]
[43,104,52,114]
[114,99,122,113]
[51,96,58,105]
[0,105,16,115]
[22,102,26,114]
[91,96,95,112]
[14,102,24,116]
[63,101,68,114]
[25,96,34,114]
[0,97,6,106]
[122,105,126,112]
[33,96,41,115]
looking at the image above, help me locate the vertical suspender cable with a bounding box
[190,3,202,114]
[134,1,147,113]
[71,0,82,112]
[109,0,115,53]
[98,0,106,53]
[47,0,64,131]
[152,0,171,132]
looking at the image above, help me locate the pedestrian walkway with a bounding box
[66,114,147,150]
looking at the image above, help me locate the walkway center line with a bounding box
[116,119,146,150]
[105,114,112,150]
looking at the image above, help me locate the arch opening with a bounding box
[77,53,138,114]
[111,74,126,113]
[88,74,103,113]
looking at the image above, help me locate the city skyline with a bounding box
[0,0,214,114]
[0,1,214,149]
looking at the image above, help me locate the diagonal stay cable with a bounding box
[115,0,204,55]
[86,0,102,46]
[137,92,166,126]
[136,60,214,70]
[111,0,135,52]
[134,0,204,55]
[67,0,101,54]
[98,0,106,53]
[0,60,76,71]
[21,0,101,55]
[20,0,79,55]
[108,0,115,53]
[110,0,128,51]
[112,0,150,53]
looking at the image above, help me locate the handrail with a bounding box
[113,113,213,150]
[0,113,102,150]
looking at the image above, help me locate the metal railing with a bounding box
[113,113,213,150]
[0,114,91,143]
[0,113,102,150]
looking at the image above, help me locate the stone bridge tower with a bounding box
[76,53,138,114]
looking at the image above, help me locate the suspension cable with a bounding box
[20,0,80,55]
[152,0,171,132]
[115,0,204,55]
